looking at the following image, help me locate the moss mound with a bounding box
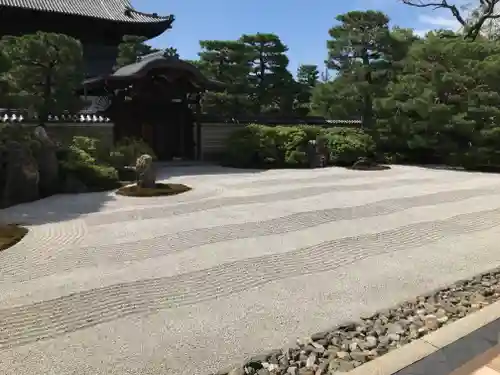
[0,224,28,251]
[116,183,192,197]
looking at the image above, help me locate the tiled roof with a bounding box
[0,0,174,24]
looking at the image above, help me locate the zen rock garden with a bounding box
[4,0,500,374]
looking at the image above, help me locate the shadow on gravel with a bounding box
[0,191,116,226]
[157,165,265,178]
[393,163,500,175]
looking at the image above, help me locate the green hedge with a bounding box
[224,124,374,168]
[58,138,120,192]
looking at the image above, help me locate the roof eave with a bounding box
[129,18,174,39]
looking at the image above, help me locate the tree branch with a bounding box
[401,0,467,25]
[401,0,500,40]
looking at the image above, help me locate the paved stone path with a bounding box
[1,165,500,375]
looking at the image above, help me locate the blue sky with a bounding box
[131,0,461,74]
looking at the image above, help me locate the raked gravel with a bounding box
[2,165,500,375]
[213,268,500,375]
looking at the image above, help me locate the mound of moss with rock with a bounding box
[116,154,191,197]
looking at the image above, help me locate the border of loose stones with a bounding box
[346,299,500,375]
[212,270,500,375]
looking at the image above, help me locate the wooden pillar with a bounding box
[195,94,202,161]
[179,97,185,159]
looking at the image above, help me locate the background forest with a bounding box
[3,2,500,169]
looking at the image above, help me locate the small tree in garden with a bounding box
[0,32,84,122]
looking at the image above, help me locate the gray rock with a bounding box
[311,342,325,354]
[364,336,378,349]
[437,316,449,325]
[378,335,390,348]
[328,359,355,372]
[135,154,156,188]
[424,315,439,330]
[2,141,39,207]
[306,353,317,368]
[386,323,404,335]
[349,351,369,363]
[336,351,350,360]
[311,331,328,341]
[388,333,400,341]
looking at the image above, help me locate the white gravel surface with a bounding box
[1,165,500,375]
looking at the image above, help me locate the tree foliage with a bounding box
[115,35,161,69]
[0,32,84,121]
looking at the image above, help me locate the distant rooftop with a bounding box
[0,0,174,24]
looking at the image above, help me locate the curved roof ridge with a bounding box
[0,0,175,24]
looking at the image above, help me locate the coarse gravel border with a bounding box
[211,267,500,375]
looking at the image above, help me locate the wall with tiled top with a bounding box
[2,123,115,150]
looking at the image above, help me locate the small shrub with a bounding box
[224,125,263,167]
[59,140,120,191]
[71,136,100,159]
[224,124,323,168]
[111,137,156,167]
[324,128,375,166]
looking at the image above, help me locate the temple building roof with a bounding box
[80,52,226,95]
[0,0,174,25]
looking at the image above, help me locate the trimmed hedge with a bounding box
[224,124,375,168]
[58,138,120,192]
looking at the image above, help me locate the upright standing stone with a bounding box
[3,141,39,207]
[33,125,59,196]
[135,154,156,188]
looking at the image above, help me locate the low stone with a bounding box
[311,343,325,354]
[298,337,313,347]
[418,327,428,335]
[364,336,378,349]
[279,356,289,367]
[386,323,404,335]
[328,359,355,372]
[424,315,439,330]
[336,351,350,360]
[435,308,447,318]
[316,360,329,375]
[378,335,390,348]
[311,331,328,341]
[388,333,401,341]
[245,360,263,371]
[437,316,449,325]
[306,354,317,368]
[350,351,369,363]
